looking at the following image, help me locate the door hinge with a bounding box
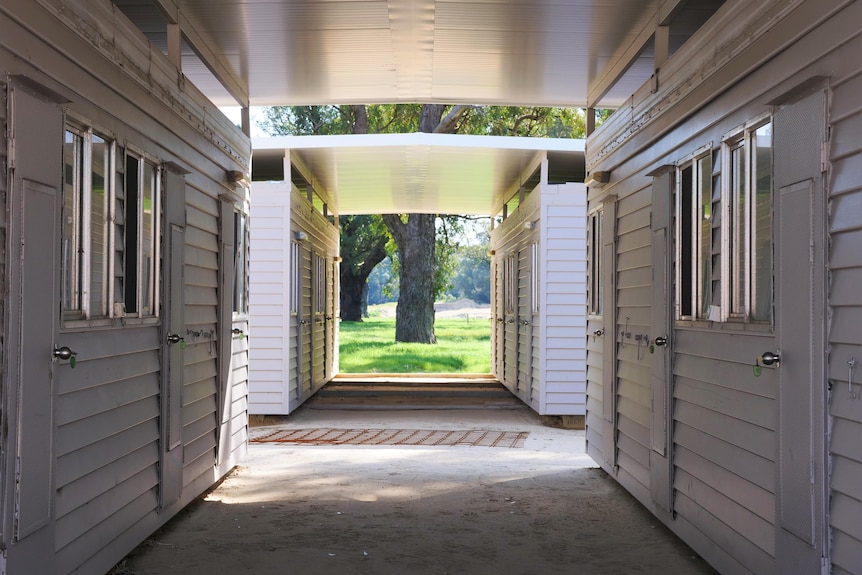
[820,141,829,173]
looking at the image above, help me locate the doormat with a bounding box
[251,428,528,448]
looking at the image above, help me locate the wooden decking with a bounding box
[304,374,526,410]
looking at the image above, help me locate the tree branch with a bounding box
[382,214,407,245]
[434,105,474,133]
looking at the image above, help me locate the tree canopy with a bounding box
[259,104,591,340]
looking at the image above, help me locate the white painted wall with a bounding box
[490,180,587,416]
[248,182,293,414]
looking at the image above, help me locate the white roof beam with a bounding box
[150,0,249,107]
[587,0,688,107]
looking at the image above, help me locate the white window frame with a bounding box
[290,241,301,315]
[674,144,713,321]
[504,253,516,315]
[124,148,161,318]
[62,123,115,321]
[233,209,249,316]
[721,116,773,323]
[530,242,540,315]
[314,253,326,314]
[587,209,603,316]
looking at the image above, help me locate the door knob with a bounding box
[758,351,780,366]
[53,345,78,368]
[594,328,604,337]
[653,336,668,347]
[166,333,185,348]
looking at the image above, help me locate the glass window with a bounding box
[234,211,248,314]
[289,241,300,315]
[724,121,773,322]
[676,152,713,320]
[62,127,113,319]
[124,152,160,317]
[530,242,540,315]
[587,210,603,316]
[315,253,326,314]
[504,253,516,314]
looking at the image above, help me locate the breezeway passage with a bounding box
[119,408,717,575]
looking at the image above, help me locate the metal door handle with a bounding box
[653,336,668,347]
[758,351,780,367]
[521,320,530,326]
[594,329,604,337]
[166,333,185,345]
[53,345,77,360]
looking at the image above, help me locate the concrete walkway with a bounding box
[119,407,717,574]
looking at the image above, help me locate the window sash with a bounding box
[530,242,540,315]
[234,211,248,314]
[290,241,300,315]
[124,152,160,318]
[722,120,772,323]
[587,210,603,316]
[675,152,712,320]
[62,127,114,320]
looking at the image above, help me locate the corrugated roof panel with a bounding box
[111,0,722,108]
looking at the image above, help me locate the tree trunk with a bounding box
[382,214,437,343]
[338,214,388,321]
[340,273,367,322]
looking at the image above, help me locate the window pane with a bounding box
[142,161,156,315]
[234,211,248,313]
[588,211,603,315]
[698,154,713,318]
[729,141,746,315]
[290,242,300,314]
[679,165,694,317]
[752,123,773,322]
[90,135,109,317]
[124,155,140,314]
[63,131,83,313]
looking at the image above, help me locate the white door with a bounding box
[160,169,186,509]
[649,169,673,515]
[4,79,64,574]
[773,88,828,573]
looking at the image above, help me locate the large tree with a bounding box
[338,215,389,321]
[259,104,589,340]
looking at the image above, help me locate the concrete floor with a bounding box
[120,407,718,575]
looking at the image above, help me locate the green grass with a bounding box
[339,315,491,373]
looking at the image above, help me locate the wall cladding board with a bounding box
[827,71,862,574]
[584,0,862,572]
[248,184,294,414]
[0,4,250,573]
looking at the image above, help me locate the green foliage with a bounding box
[339,215,390,276]
[339,315,491,373]
[367,257,398,304]
[455,106,587,138]
[259,103,590,317]
[448,244,491,304]
[259,106,354,135]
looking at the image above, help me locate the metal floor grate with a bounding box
[251,428,528,448]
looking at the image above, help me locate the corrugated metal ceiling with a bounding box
[112,0,716,109]
[112,0,723,214]
[252,134,584,215]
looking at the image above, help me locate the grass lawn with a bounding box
[339,314,491,373]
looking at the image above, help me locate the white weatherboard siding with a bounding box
[0,1,249,573]
[826,16,862,573]
[585,0,862,572]
[539,183,588,415]
[491,179,587,416]
[248,179,340,415]
[249,183,294,414]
